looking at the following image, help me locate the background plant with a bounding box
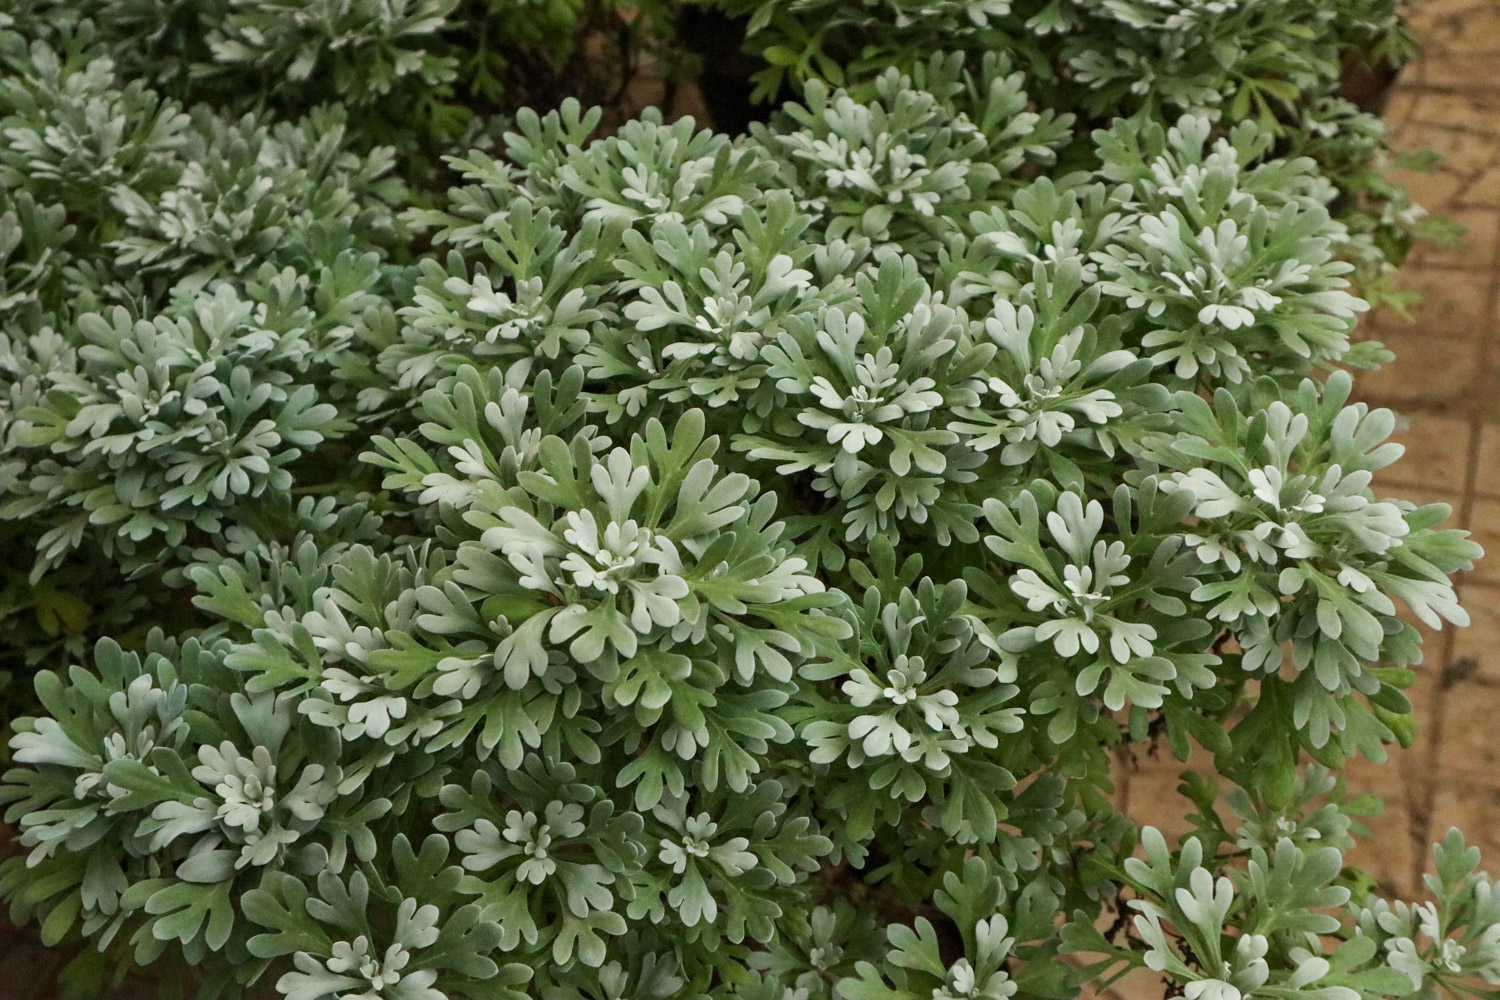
[698,0,1453,304]
[0,0,682,173]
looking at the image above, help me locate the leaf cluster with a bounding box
[0,5,1494,1000]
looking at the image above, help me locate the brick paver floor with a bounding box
[1116,0,1500,925]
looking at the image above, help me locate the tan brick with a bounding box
[1464,499,1500,584]
[1414,57,1491,94]
[1105,969,1173,1000]
[1430,678,1500,782]
[1473,424,1500,499]
[1383,89,1424,130]
[1421,4,1500,56]
[1451,584,1500,681]
[1390,116,1498,167]
[1409,91,1500,143]
[1423,780,1500,872]
[1389,166,1466,211]
[1442,132,1500,177]
[1389,117,1456,156]
[1458,163,1500,207]
[1379,413,1475,493]
[1355,329,1487,404]
[1406,208,1500,271]
[1407,1,1495,56]
[1124,765,1208,847]
[1343,750,1425,897]
[1374,265,1494,339]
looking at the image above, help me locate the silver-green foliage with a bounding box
[1,12,1497,1000]
[0,0,665,167]
[706,0,1428,305]
[0,26,407,699]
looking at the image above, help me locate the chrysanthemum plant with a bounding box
[1,4,1496,1000]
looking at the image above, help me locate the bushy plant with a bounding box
[701,0,1442,301]
[0,0,678,169]
[2,4,1495,1000]
[0,21,413,734]
[711,0,1412,126]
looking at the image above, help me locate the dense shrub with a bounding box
[0,24,410,719]
[715,0,1411,116]
[0,0,677,168]
[704,0,1449,300]
[1,5,1495,1000]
